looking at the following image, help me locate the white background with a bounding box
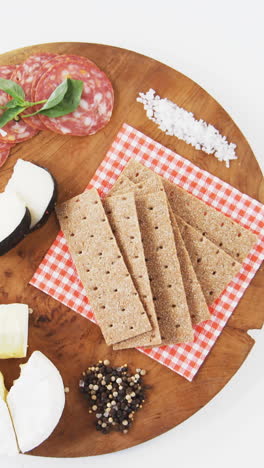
[0,1,263,467]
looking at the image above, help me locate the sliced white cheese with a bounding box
[5,159,55,229]
[0,372,19,456]
[7,351,65,453]
[0,304,29,359]
[0,192,27,243]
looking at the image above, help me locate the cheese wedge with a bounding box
[0,304,29,359]
[0,372,19,456]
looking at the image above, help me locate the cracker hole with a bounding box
[200,237,203,242]
[138,185,143,189]
[212,271,216,275]
[130,236,135,240]
[109,237,114,241]
[121,197,127,200]
[219,242,223,247]
[138,275,143,279]
[167,284,172,288]
[112,229,116,234]
[236,253,240,257]
[216,250,219,254]
[90,234,94,238]
[191,314,195,319]
[221,222,224,227]
[157,245,163,250]
[82,216,87,220]
[153,297,157,301]
[121,308,126,312]
[86,269,90,272]
[101,218,106,222]
[109,324,113,328]
[134,255,139,259]
[202,232,206,236]
[155,226,159,230]
[106,210,112,215]
[145,258,149,262]
[238,233,241,237]
[75,199,79,203]
[101,305,106,309]
[161,336,165,340]
[203,211,207,216]
[133,292,138,296]
[70,233,75,237]
[93,287,98,291]
[126,273,129,277]
[125,216,130,220]
[232,262,236,266]
[78,251,82,255]
[172,304,176,308]
[209,291,213,295]
[135,172,139,177]
[98,252,102,256]
[143,295,147,299]
[117,255,121,259]
[94,200,98,204]
[157,316,161,321]
[114,289,118,292]
[175,324,180,328]
[130,326,134,330]
[106,271,110,275]
[197,258,202,263]
[64,215,68,219]
[148,207,154,210]
[164,265,168,269]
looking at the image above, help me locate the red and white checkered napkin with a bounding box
[30,123,264,381]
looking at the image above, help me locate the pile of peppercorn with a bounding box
[79,360,147,434]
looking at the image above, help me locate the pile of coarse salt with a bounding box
[137,89,237,168]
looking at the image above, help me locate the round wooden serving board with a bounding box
[0,43,263,458]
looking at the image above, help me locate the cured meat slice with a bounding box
[11,54,57,130]
[0,148,11,168]
[0,66,38,144]
[34,55,114,136]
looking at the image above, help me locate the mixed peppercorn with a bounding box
[79,360,147,434]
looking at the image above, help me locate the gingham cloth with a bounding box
[30,123,264,381]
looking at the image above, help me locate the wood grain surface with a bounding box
[0,42,263,458]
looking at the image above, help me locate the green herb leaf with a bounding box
[0,106,26,128]
[5,99,23,109]
[0,78,25,101]
[39,79,69,112]
[39,79,83,118]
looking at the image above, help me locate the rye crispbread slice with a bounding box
[168,207,210,324]
[110,176,194,344]
[163,179,257,263]
[176,216,241,305]
[103,193,161,349]
[119,159,257,262]
[56,188,151,346]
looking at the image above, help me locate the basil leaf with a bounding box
[5,99,23,109]
[39,79,83,118]
[0,78,25,101]
[0,106,25,128]
[39,79,69,111]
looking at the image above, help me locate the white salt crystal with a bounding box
[137,89,237,168]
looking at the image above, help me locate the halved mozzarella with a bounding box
[7,351,65,453]
[5,159,57,230]
[0,191,30,256]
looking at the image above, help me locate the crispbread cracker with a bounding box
[135,191,193,344]
[103,193,161,348]
[163,179,257,262]
[56,189,151,346]
[110,176,194,344]
[176,216,241,305]
[120,160,257,262]
[169,207,210,324]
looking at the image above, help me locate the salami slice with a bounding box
[11,54,57,130]
[0,66,38,143]
[0,146,11,167]
[34,55,114,136]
